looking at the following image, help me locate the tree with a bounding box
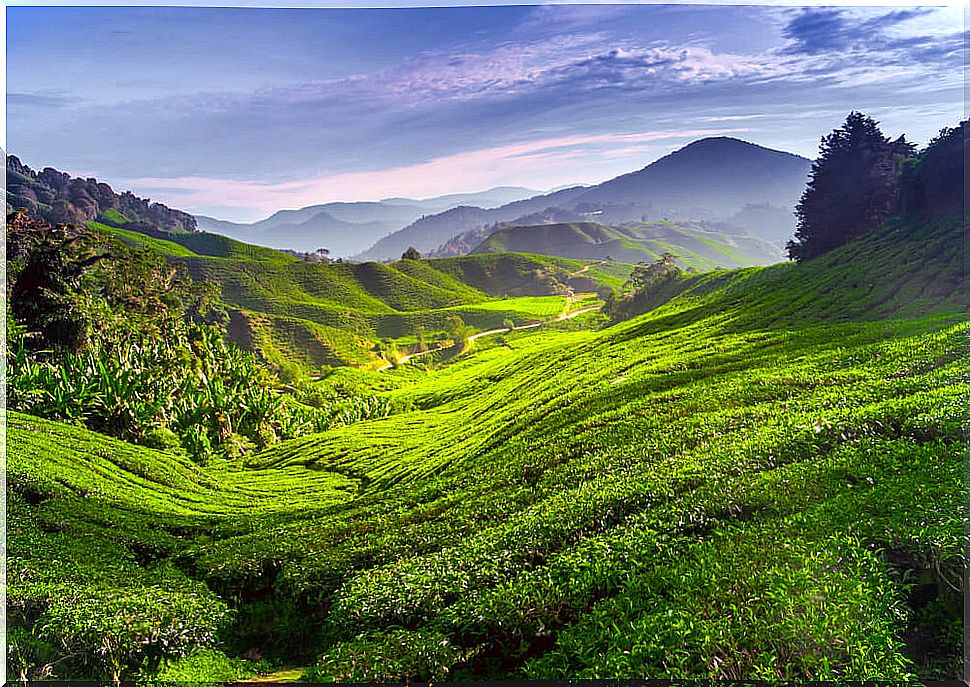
[7,211,110,352]
[443,315,468,349]
[898,121,966,220]
[787,112,915,262]
[414,324,427,352]
[627,253,678,292]
[401,246,422,260]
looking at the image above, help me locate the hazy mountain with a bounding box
[719,203,799,245]
[571,137,810,218]
[356,138,811,261]
[355,186,589,260]
[472,220,785,270]
[380,186,539,211]
[195,186,538,257]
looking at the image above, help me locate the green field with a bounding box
[88,219,626,370]
[9,212,965,682]
[473,220,785,271]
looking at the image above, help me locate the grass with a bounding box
[8,213,965,682]
[88,221,200,258]
[473,221,784,271]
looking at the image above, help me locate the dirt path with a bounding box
[374,296,601,372]
[233,667,303,684]
[569,260,607,278]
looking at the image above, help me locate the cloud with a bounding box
[8,91,77,108]
[781,7,953,57]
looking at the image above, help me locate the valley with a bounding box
[5,117,966,683]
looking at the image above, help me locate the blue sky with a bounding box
[7,3,964,221]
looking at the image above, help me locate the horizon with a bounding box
[8,3,963,221]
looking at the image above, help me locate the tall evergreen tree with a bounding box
[787,112,914,262]
[899,121,966,220]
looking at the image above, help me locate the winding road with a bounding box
[374,294,601,372]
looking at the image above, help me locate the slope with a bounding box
[473,220,784,270]
[10,211,964,681]
[88,215,620,369]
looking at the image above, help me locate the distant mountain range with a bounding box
[7,136,812,271]
[471,220,784,270]
[195,186,539,257]
[355,137,811,261]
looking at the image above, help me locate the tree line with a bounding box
[788,112,964,262]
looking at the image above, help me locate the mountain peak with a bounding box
[658,136,811,165]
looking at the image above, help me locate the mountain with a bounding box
[356,138,811,261]
[198,211,392,257]
[571,137,811,217]
[719,203,800,245]
[472,220,784,271]
[6,155,196,231]
[355,186,589,260]
[195,187,539,257]
[380,186,539,211]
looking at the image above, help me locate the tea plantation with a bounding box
[7,212,966,682]
[91,214,625,369]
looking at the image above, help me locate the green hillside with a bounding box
[473,220,784,270]
[86,217,623,371]
[9,212,965,682]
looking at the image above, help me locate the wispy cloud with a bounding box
[7,4,962,219]
[8,91,78,108]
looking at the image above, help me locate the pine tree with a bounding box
[787,112,914,262]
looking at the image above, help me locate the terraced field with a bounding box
[91,216,624,370]
[9,214,965,683]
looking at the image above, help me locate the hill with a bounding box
[355,186,590,261]
[9,210,965,682]
[89,212,623,369]
[196,187,539,257]
[472,220,784,270]
[355,138,810,261]
[6,156,196,231]
[571,136,810,218]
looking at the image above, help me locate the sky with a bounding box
[6,2,965,221]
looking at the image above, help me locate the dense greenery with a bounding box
[788,112,915,262]
[6,115,965,683]
[899,122,966,221]
[8,205,965,681]
[7,212,390,461]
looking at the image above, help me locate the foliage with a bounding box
[444,314,470,349]
[303,630,463,683]
[898,121,966,221]
[401,246,423,260]
[605,253,683,321]
[143,649,262,683]
[7,213,389,461]
[788,112,915,262]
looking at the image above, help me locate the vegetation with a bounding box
[7,213,390,462]
[473,220,782,270]
[6,116,965,683]
[788,112,915,262]
[8,204,964,681]
[401,246,422,260]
